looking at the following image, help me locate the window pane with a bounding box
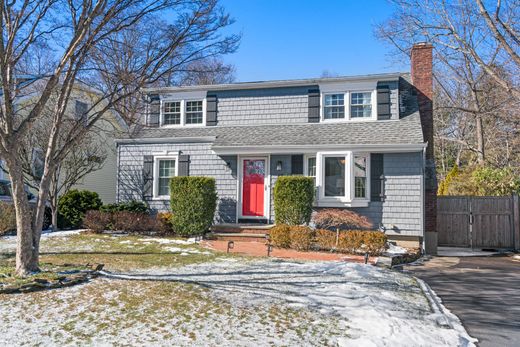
[324,94,344,106]
[186,100,203,124]
[324,106,345,119]
[158,159,176,196]
[307,157,316,177]
[163,101,181,125]
[355,177,366,198]
[354,156,367,198]
[324,157,345,197]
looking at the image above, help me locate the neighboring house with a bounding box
[0,77,126,204]
[116,44,437,251]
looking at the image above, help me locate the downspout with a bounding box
[421,145,426,254]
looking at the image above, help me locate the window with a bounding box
[307,157,316,178]
[323,94,345,119]
[160,98,205,126]
[163,101,181,125]
[354,156,367,198]
[350,92,372,118]
[185,100,203,124]
[156,159,176,197]
[324,157,345,197]
[75,100,88,125]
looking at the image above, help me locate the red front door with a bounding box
[242,159,266,217]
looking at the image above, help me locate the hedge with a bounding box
[315,229,388,255]
[100,201,149,213]
[269,224,291,248]
[273,176,314,225]
[58,189,102,228]
[170,176,217,237]
[83,210,171,234]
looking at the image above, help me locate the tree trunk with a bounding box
[6,159,39,276]
[475,115,485,164]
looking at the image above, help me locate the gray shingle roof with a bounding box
[124,112,424,148]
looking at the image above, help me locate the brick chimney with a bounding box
[411,43,437,254]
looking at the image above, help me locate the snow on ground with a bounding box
[99,259,475,347]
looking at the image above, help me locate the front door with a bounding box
[241,158,266,217]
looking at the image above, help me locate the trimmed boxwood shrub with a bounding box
[289,226,314,251]
[273,176,314,225]
[269,224,291,248]
[170,176,217,237]
[58,190,102,228]
[0,202,16,236]
[315,229,337,250]
[83,210,171,234]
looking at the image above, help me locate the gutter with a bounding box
[114,136,216,145]
[212,143,427,155]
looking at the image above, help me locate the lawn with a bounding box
[0,231,475,346]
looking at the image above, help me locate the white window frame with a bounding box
[160,98,206,127]
[320,89,377,122]
[152,155,179,199]
[306,151,370,207]
[162,100,182,126]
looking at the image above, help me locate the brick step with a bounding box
[205,232,269,242]
[210,224,274,235]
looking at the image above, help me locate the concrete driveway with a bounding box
[405,255,520,347]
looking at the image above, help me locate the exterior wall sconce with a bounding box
[276,161,283,171]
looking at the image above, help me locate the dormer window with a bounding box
[351,92,372,118]
[323,94,345,119]
[186,100,203,124]
[160,98,205,127]
[163,101,181,125]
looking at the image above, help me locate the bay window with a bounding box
[306,152,370,207]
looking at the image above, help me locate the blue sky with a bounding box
[220,0,408,82]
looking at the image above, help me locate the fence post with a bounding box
[513,194,520,251]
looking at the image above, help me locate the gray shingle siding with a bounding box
[351,152,423,236]
[117,143,237,223]
[214,87,310,126]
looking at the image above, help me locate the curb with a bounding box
[415,277,452,328]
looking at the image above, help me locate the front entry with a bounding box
[241,158,267,218]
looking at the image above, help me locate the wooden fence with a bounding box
[437,195,520,250]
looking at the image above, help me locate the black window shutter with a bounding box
[147,94,160,127]
[377,86,391,120]
[143,155,154,200]
[370,153,385,201]
[178,155,190,176]
[308,88,320,123]
[291,155,303,175]
[206,94,217,126]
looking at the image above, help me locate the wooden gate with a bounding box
[437,195,520,249]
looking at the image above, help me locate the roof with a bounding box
[118,111,425,150]
[143,72,406,93]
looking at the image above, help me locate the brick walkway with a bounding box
[201,240,377,264]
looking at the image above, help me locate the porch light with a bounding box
[276,160,283,171]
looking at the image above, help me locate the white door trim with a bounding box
[237,155,270,220]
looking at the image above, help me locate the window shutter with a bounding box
[370,153,385,201]
[147,94,160,127]
[143,155,154,200]
[308,88,320,123]
[206,94,217,126]
[178,155,190,176]
[377,86,391,120]
[291,155,303,175]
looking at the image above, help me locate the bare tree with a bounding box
[376,0,519,171]
[0,0,239,275]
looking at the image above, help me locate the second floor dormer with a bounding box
[143,72,417,128]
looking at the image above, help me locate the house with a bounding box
[0,77,126,204]
[116,43,437,252]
